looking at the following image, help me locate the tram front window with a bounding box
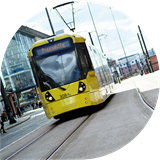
[34,50,82,91]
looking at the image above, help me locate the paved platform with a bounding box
[3,108,43,131]
[115,70,160,108]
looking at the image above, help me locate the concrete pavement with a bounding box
[134,71,159,108]
[115,70,159,108]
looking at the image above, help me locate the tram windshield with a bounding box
[33,41,82,91]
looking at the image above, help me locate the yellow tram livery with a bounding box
[27,34,114,119]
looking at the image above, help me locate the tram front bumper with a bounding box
[44,92,92,119]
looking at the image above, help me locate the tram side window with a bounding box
[92,49,104,88]
[76,43,93,78]
[107,67,113,84]
[101,57,110,85]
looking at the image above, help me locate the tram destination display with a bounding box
[33,38,73,56]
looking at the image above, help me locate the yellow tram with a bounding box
[27,34,114,119]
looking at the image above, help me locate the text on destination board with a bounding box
[41,43,65,53]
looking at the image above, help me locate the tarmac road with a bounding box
[0,108,52,150]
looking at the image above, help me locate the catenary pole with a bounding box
[86,1,104,53]
[110,7,131,75]
[45,8,56,36]
[137,33,150,71]
[138,25,153,73]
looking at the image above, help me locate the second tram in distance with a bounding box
[28,33,114,119]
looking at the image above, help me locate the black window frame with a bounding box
[75,43,94,79]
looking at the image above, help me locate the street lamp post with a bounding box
[99,34,108,53]
[110,7,131,76]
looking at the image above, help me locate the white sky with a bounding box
[23,0,153,61]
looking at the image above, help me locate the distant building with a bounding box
[0,68,5,110]
[107,58,116,68]
[139,48,159,71]
[107,58,120,83]
[118,53,141,77]
[150,55,159,71]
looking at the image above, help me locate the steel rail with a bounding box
[5,121,60,160]
[46,115,91,160]
[132,77,156,111]
[5,115,92,160]
[136,88,155,110]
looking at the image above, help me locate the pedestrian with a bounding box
[20,107,25,115]
[31,103,35,110]
[39,101,42,108]
[36,101,39,108]
[0,114,7,133]
[3,111,8,121]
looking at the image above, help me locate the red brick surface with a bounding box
[150,55,159,71]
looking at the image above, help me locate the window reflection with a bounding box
[35,50,82,91]
[1,32,36,91]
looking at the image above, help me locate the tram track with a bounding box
[132,76,157,111]
[45,115,91,160]
[136,88,155,110]
[5,121,59,160]
[4,114,92,160]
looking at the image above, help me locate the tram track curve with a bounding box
[136,88,156,110]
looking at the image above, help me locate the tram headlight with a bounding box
[78,82,86,93]
[45,92,55,102]
[79,87,83,92]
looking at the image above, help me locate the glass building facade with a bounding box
[1,26,49,108]
[1,32,36,91]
